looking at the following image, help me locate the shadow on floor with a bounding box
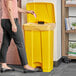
[0,63,76,76]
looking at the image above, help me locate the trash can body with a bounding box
[24,30,42,68]
[23,2,55,72]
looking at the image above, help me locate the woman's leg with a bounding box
[12,19,28,65]
[0,19,13,69]
[0,30,11,69]
[12,19,35,70]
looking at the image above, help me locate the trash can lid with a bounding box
[26,2,55,23]
[23,23,56,31]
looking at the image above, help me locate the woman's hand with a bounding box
[26,10,37,18]
[18,7,37,18]
[12,24,17,32]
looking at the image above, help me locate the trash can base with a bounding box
[42,67,53,72]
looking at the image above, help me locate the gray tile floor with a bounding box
[0,63,76,76]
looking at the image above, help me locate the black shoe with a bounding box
[24,68,42,73]
[1,68,15,73]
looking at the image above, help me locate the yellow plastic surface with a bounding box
[26,2,55,23]
[23,2,55,72]
[23,23,56,31]
[24,30,54,72]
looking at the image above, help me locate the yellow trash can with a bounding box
[23,2,56,72]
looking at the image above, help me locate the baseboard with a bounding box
[54,57,62,67]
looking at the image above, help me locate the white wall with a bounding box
[53,0,61,61]
[21,0,27,24]
[21,0,61,61]
[56,0,61,61]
